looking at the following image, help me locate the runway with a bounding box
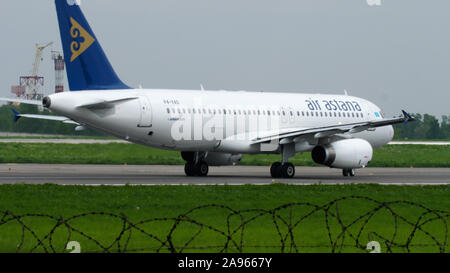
[0,164,449,185]
[0,138,449,145]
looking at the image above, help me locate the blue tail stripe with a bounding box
[55,0,130,91]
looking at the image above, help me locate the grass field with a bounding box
[0,136,115,140]
[0,143,448,167]
[0,184,448,253]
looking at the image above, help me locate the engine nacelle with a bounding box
[181,152,242,166]
[311,139,373,169]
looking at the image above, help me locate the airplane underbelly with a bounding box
[172,140,220,151]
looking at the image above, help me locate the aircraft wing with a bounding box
[251,110,415,144]
[11,109,79,125]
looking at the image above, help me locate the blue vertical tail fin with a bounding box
[55,0,130,91]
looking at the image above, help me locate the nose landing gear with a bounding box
[270,162,295,178]
[342,168,355,177]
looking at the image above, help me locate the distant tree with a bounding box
[422,114,440,139]
[440,115,450,139]
[394,113,423,140]
[380,112,449,140]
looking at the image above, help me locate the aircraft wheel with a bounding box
[281,163,295,178]
[343,169,355,177]
[270,162,282,178]
[194,161,209,177]
[184,162,195,176]
[349,169,355,177]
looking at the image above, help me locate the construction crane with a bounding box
[11,42,54,102]
[26,42,53,100]
[32,42,53,76]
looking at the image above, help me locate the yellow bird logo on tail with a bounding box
[69,17,95,62]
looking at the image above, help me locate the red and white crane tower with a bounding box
[52,51,65,93]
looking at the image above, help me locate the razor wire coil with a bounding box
[0,196,448,253]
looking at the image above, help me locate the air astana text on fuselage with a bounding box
[305,98,362,112]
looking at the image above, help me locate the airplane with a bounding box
[0,0,415,178]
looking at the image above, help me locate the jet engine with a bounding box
[311,139,373,169]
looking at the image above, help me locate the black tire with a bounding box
[342,169,350,177]
[281,163,295,178]
[349,169,355,177]
[270,162,282,178]
[195,161,209,177]
[184,162,195,176]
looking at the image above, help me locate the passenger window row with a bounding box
[166,107,364,119]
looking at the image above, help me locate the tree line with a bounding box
[0,104,448,139]
[393,113,450,140]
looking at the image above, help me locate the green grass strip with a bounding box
[0,143,448,167]
[0,184,448,253]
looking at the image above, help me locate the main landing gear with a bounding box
[183,152,209,177]
[185,161,209,176]
[270,162,295,178]
[270,143,296,179]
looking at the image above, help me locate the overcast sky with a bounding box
[0,0,449,117]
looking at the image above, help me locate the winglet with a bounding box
[11,109,21,123]
[401,110,414,124]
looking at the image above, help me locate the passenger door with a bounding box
[138,96,152,127]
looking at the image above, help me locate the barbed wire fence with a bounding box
[0,196,448,253]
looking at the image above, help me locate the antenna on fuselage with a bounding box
[344,89,349,96]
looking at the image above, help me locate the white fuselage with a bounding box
[46,89,394,154]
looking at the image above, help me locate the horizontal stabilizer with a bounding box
[11,109,21,123]
[10,109,78,125]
